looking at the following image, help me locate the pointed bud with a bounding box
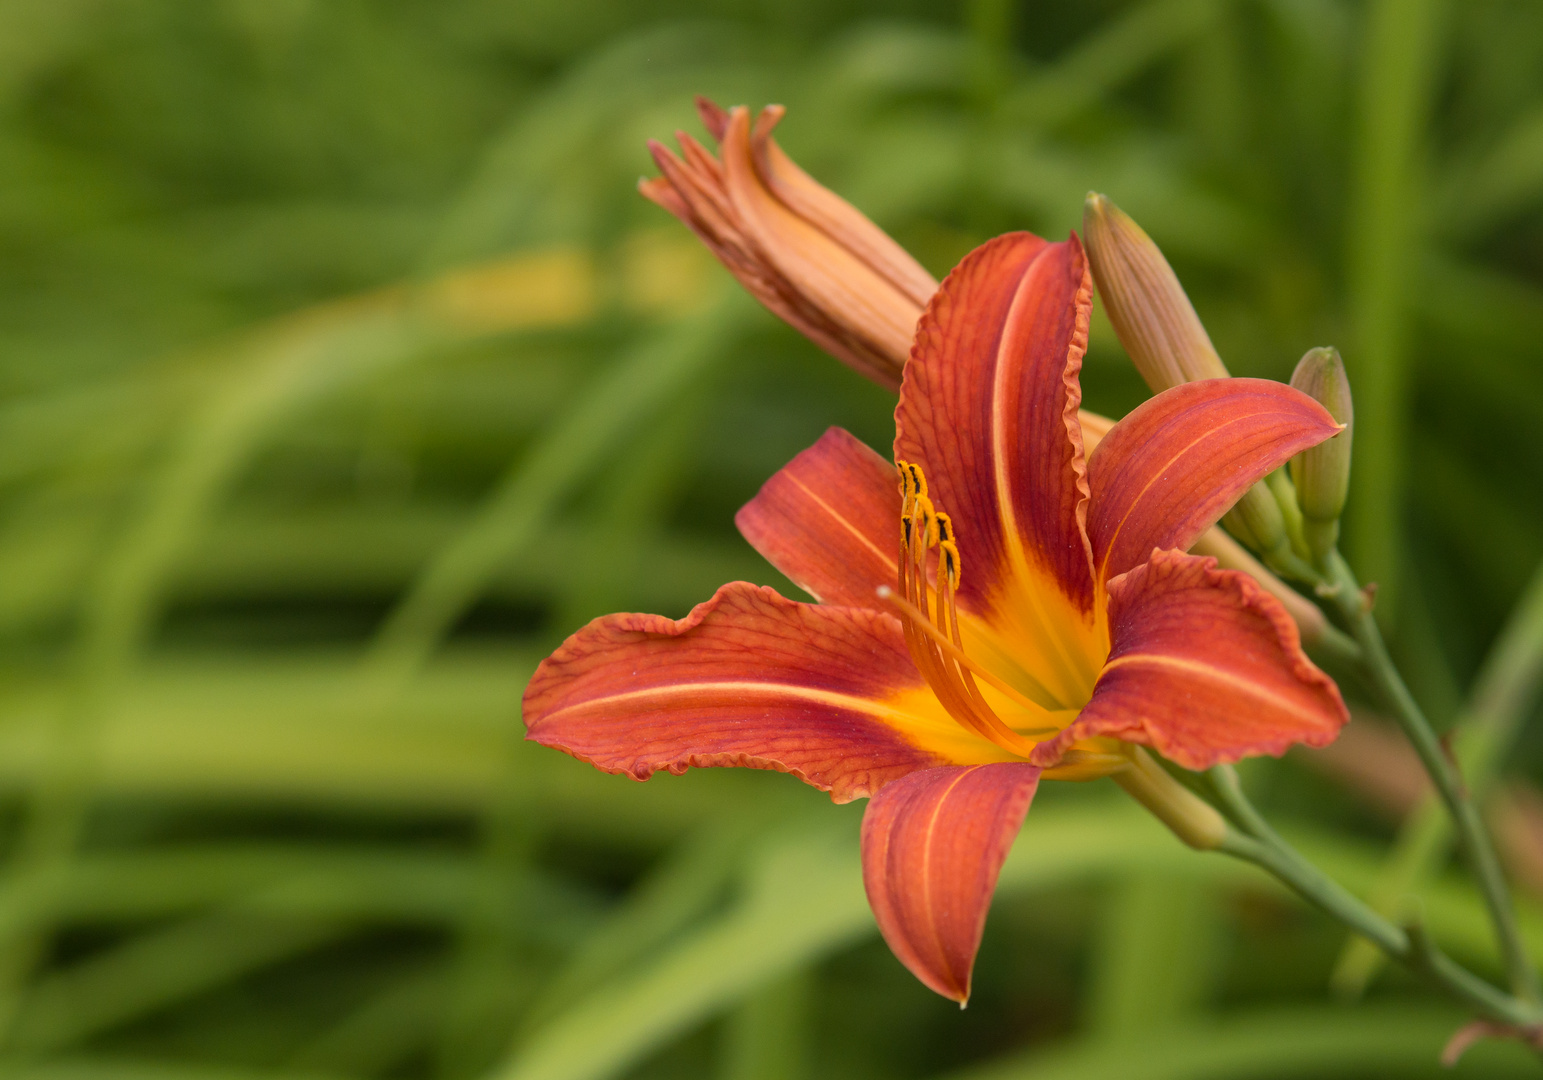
[642,98,937,390]
[1289,347,1353,558]
[1263,469,1311,561]
[1082,193,1229,393]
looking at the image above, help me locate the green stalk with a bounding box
[1207,767,1540,1028]
[1322,551,1541,1003]
[1333,556,1543,996]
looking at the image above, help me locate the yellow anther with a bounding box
[939,540,961,589]
[912,495,936,548]
[902,461,927,499]
[897,459,916,500]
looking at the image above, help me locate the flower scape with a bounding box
[522,101,1351,1005]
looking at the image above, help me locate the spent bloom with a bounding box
[523,230,1349,1002]
[641,97,937,389]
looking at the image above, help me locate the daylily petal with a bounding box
[695,95,731,140]
[1086,378,1341,586]
[691,95,936,314]
[861,762,1042,1003]
[734,418,1128,615]
[640,117,907,388]
[734,427,899,608]
[1031,550,1348,770]
[895,232,1101,707]
[896,232,1095,611]
[523,583,1015,803]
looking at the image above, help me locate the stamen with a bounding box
[889,462,1065,760]
[939,540,960,590]
[876,586,1052,728]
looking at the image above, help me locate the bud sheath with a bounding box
[1083,192,1229,393]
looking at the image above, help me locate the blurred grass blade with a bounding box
[1002,0,1221,129]
[1343,0,1447,609]
[1437,105,1543,239]
[1084,873,1218,1034]
[492,820,871,1080]
[524,823,748,1033]
[719,969,811,1080]
[424,25,759,268]
[287,967,445,1077]
[77,251,599,679]
[360,291,746,685]
[936,1004,1538,1079]
[9,912,341,1053]
[0,1062,346,1080]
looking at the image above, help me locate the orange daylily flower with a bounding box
[523,231,1349,1003]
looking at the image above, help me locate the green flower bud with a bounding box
[1223,484,1289,561]
[1083,192,1229,393]
[1264,468,1310,560]
[1288,347,1354,559]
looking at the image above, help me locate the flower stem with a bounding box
[1322,551,1541,1004]
[1208,765,1542,1027]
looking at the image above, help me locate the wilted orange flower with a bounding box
[641,97,937,389]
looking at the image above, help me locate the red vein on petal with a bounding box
[1097,653,1337,728]
[539,680,937,727]
[920,767,972,997]
[1095,411,1257,584]
[786,472,898,578]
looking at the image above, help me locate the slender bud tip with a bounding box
[1080,192,1228,391]
[1289,347,1354,555]
[1290,347,1353,428]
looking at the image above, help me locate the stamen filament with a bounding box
[876,586,1056,730]
[889,459,1070,762]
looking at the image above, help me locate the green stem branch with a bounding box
[1322,552,1541,1003]
[1208,766,1539,1028]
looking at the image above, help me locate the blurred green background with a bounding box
[2,0,1543,1077]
